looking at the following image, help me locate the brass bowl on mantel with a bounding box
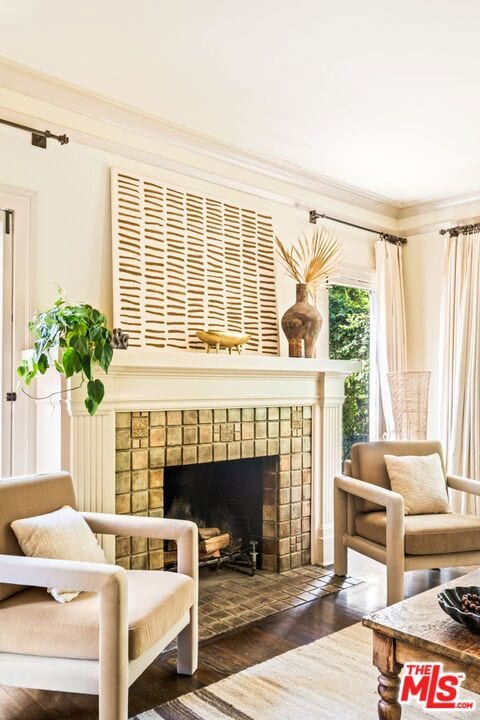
[438,586,480,634]
[196,330,250,354]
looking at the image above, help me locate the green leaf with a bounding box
[99,343,113,373]
[93,339,103,362]
[87,379,105,405]
[54,287,66,306]
[17,361,28,378]
[89,326,103,343]
[84,397,98,415]
[54,359,64,374]
[37,353,49,374]
[80,353,92,380]
[62,347,80,377]
[70,335,89,355]
[33,338,44,358]
[25,369,37,385]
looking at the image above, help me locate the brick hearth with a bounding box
[115,406,312,572]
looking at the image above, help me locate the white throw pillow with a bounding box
[384,453,451,516]
[11,505,106,603]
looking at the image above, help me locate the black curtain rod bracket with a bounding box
[309,210,407,245]
[0,118,69,149]
[439,223,480,237]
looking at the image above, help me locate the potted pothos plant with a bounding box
[17,290,113,415]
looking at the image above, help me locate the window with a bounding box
[328,283,376,460]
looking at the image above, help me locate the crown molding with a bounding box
[3,56,480,226]
[402,212,480,239]
[398,189,480,220]
[0,55,401,219]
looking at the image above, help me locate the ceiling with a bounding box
[1,0,480,205]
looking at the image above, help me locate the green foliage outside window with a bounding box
[328,285,371,460]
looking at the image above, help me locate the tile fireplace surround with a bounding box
[33,351,358,568]
[115,405,313,572]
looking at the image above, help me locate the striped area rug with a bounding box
[133,623,476,719]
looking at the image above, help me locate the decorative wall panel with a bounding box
[112,169,279,354]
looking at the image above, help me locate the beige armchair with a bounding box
[334,441,480,606]
[0,472,198,720]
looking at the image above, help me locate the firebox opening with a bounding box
[164,455,277,569]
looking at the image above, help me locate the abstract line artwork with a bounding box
[111,168,279,354]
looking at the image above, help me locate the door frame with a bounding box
[0,184,35,475]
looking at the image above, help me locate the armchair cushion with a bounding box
[0,569,194,661]
[356,510,480,555]
[11,505,107,603]
[384,453,450,515]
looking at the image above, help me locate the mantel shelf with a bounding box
[108,349,361,378]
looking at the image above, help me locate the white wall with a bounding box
[0,110,380,360]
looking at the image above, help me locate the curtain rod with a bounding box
[439,223,480,237]
[0,118,69,149]
[309,210,407,245]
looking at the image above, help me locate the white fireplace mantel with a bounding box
[69,350,359,412]
[33,350,360,567]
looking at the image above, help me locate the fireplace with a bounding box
[164,456,277,569]
[114,406,312,572]
[33,351,354,568]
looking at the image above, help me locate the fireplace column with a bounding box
[311,372,346,566]
[32,367,117,560]
[70,409,116,558]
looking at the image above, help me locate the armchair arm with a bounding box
[0,553,129,717]
[447,474,480,496]
[334,473,405,597]
[335,474,405,512]
[82,512,195,542]
[82,513,198,581]
[0,553,125,593]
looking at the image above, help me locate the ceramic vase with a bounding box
[281,283,322,358]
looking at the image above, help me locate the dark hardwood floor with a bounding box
[0,552,474,719]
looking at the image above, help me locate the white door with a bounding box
[0,189,34,477]
[0,209,14,475]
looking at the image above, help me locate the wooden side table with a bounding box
[364,569,480,719]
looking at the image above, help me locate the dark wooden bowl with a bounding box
[438,586,480,634]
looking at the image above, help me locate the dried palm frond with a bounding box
[275,226,343,300]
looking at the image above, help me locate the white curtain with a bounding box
[440,233,480,514]
[375,240,407,438]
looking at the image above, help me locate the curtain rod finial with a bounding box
[439,223,480,237]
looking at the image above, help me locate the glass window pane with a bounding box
[328,285,372,461]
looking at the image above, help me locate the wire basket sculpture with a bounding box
[387,371,431,440]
